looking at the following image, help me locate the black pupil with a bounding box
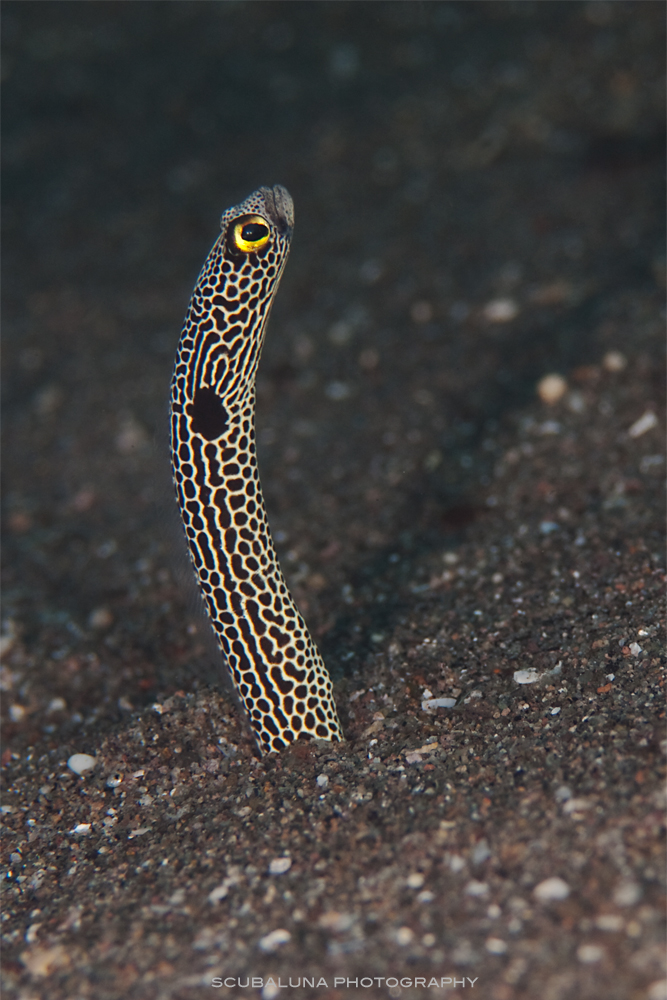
[241,222,268,243]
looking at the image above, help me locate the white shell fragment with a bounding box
[71,823,92,836]
[422,696,457,711]
[628,410,658,438]
[258,928,291,953]
[533,877,570,902]
[318,911,356,932]
[67,754,96,776]
[268,857,292,875]
[208,884,229,904]
[513,669,541,685]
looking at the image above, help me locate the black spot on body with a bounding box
[187,387,228,441]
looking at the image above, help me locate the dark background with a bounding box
[3,1,664,694]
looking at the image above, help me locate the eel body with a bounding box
[170,185,343,753]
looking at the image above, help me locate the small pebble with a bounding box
[268,857,292,875]
[25,923,41,944]
[359,259,383,284]
[67,754,96,776]
[562,797,592,815]
[19,943,71,976]
[486,937,508,954]
[533,877,570,902]
[71,488,96,512]
[413,388,434,407]
[602,350,627,372]
[358,348,379,370]
[88,607,113,630]
[646,981,667,1000]
[115,415,149,454]
[258,928,291,953]
[537,373,567,404]
[95,540,117,559]
[34,385,63,417]
[395,926,414,945]
[410,300,433,323]
[613,880,642,907]
[0,631,16,657]
[9,705,26,722]
[465,880,489,896]
[640,454,664,472]
[318,911,355,932]
[316,774,329,789]
[406,872,425,889]
[328,320,353,345]
[567,390,586,413]
[528,280,572,305]
[595,914,624,932]
[577,943,605,964]
[325,380,351,401]
[483,298,519,323]
[471,840,491,865]
[628,410,657,438]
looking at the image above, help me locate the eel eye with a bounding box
[230,215,271,253]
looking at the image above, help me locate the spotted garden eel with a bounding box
[171,185,344,754]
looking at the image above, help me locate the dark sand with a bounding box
[2,3,665,999]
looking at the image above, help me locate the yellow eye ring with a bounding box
[230,214,271,253]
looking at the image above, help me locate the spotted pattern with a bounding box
[171,185,343,754]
